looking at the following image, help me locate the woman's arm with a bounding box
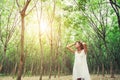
[83,43,87,53]
[66,43,75,53]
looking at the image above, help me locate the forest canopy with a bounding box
[0,0,120,80]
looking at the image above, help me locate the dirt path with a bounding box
[0,75,120,80]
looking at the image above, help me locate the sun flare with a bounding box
[40,20,48,33]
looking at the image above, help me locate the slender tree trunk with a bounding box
[49,59,52,79]
[30,63,34,75]
[14,62,17,75]
[57,64,60,78]
[0,44,7,72]
[48,1,56,78]
[48,19,54,78]
[97,66,99,76]
[16,0,31,79]
[93,66,95,74]
[0,15,2,72]
[35,0,44,79]
[39,36,43,80]
[49,17,53,80]
[12,46,18,77]
[57,14,61,78]
[102,63,105,77]
[54,55,57,78]
[11,62,17,75]
[17,14,25,80]
[54,42,59,78]
[43,67,45,75]
[118,17,120,29]
[110,62,115,78]
[0,64,2,72]
[103,40,115,78]
[23,64,26,77]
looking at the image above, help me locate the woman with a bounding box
[66,41,91,80]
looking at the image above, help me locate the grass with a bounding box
[0,75,120,80]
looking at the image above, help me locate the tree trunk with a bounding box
[54,59,57,78]
[16,0,31,79]
[39,37,43,80]
[43,68,45,75]
[30,63,34,75]
[48,0,56,78]
[102,63,105,77]
[17,14,25,80]
[110,62,115,78]
[11,62,17,76]
[118,16,120,29]
[35,0,44,79]
[49,64,52,79]
[0,44,7,72]
[54,43,58,78]
[49,20,53,80]
[23,64,26,77]
[58,64,60,78]
[93,66,95,74]
[97,66,99,76]
[0,64,2,72]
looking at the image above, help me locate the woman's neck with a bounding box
[77,47,81,51]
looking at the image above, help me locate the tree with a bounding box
[16,0,31,80]
[47,0,56,79]
[109,0,120,29]
[36,0,44,79]
[0,1,18,72]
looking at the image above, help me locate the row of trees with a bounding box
[0,0,120,80]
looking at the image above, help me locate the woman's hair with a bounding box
[75,41,84,50]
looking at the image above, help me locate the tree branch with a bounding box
[0,14,4,45]
[21,0,31,15]
[16,0,21,11]
[25,0,38,16]
[110,0,120,8]
[110,0,120,28]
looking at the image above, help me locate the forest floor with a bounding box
[0,75,120,80]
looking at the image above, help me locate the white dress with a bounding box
[73,50,91,80]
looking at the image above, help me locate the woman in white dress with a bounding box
[66,41,91,80]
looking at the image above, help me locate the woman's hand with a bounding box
[66,42,75,53]
[82,42,87,53]
[66,43,75,47]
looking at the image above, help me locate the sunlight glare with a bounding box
[40,20,48,33]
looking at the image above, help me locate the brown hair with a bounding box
[75,41,84,50]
